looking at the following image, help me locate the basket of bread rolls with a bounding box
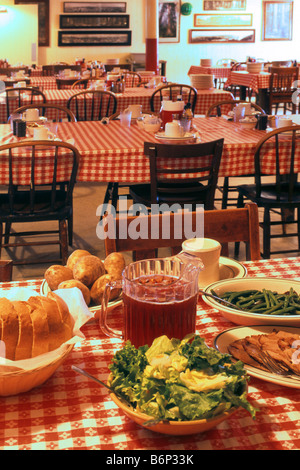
[0,285,92,396]
[42,250,126,319]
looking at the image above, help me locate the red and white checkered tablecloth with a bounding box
[188,65,232,79]
[226,71,271,94]
[0,116,299,185]
[30,76,58,90]
[0,88,234,123]
[29,74,164,92]
[1,257,300,450]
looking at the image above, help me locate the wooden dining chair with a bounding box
[128,139,224,212]
[0,87,47,122]
[150,84,198,115]
[123,71,142,87]
[15,103,77,122]
[237,125,300,259]
[70,77,95,89]
[268,66,299,114]
[0,66,29,76]
[42,65,55,76]
[104,203,260,262]
[205,99,265,118]
[206,99,266,210]
[53,64,81,75]
[0,140,80,265]
[66,89,117,121]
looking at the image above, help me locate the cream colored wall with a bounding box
[0,5,38,65]
[38,0,300,84]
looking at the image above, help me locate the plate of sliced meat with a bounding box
[214,325,300,388]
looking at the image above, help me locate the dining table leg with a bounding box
[256,89,270,114]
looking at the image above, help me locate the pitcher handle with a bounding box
[100,280,123,339]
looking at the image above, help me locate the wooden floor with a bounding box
[2,177,299,281]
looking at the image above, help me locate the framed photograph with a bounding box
[60,14,129,29]
[189,29,255,43]
[159,0,180,43]
[58,30,132,46]
[14,0,49,46]
[63,2,126,13]
[203,0,246,11]
[194,13,252,27]
[262,1,293,40]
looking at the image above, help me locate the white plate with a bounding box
[155,131,196,143]
[214,325,300,388]
[202,277,300,326]
[199,257,246,288]
[40,279,122,315]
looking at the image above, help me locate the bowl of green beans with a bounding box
[202,278,300,326]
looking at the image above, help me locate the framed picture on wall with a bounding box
[194,13,253,27]
[159,0,180,43]
[14,0,50,46]
[189,29,255,43]
[203,0,246,10]
[262,1,293,40]
[58,30,132,46]
[63,2,126,13]
[59,14,130,29]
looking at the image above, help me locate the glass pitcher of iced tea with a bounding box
[100,253,203,348]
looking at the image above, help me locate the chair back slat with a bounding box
[145,139,224,210]
[150,84,198,115]
[67,90,117,121]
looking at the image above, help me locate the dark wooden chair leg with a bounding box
[59,219,69,265]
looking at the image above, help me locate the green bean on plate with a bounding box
[212,287,300,316]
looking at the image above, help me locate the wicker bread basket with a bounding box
[0,344,74,396]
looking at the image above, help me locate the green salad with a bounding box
[109,334,257,422]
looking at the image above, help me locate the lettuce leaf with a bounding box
[109,335,258,421]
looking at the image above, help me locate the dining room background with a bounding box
[0,0,299,83]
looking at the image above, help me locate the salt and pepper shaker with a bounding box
[13,119,26,137]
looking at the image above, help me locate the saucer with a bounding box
[155,131,197,144]
[219,257,247,280]
[199,257,246,288]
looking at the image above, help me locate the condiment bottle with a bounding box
[180,103,193,132]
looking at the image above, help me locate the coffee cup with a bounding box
[181,238,221,287]
[128,104,142,119]
[23,108,39,122]
[33,126,48,140]
[277,117,293,127]
[165,121,184,137]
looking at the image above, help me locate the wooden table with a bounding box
[0,116,298,185]
[1,257,300,450]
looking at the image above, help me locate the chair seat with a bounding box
[129,182,207,206]
[0,189,72,222]
[238,183,300,206]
